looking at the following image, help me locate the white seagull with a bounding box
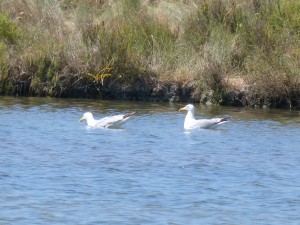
[179,104,229,129]
[80,111,135,128]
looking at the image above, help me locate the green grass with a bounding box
[0,0,299,107]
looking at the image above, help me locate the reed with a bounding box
[0,0,299,107]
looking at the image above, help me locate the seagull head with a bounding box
[179,104,194,112]
[79,112,93,122]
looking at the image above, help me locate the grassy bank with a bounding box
[0,0,299,108]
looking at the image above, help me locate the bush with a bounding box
[0,13,22,44]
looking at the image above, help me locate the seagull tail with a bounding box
[123,112,135,119]
[217,117,231,125]
[220,117,230,123]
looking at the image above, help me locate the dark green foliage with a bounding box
[0,13,22,44]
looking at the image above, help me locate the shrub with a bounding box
[0,13,22,44]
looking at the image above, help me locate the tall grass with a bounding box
[0,0,299,107]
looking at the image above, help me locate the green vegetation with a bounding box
[0,0,299,107]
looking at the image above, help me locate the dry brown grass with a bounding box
[0,0,299,107]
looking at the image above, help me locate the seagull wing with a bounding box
[95,112,135,128]
[195,117,229,129]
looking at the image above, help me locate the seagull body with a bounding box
[179,104,229,129]
[80,112,135,128]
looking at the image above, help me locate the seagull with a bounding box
[79,111,135,128]
[179,104,229,129]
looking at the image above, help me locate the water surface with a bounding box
[0,97,299,225]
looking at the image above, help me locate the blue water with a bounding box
[0,97,300,225]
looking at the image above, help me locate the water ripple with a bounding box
[0,97,299,224]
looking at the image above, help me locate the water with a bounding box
[0,96,299,225]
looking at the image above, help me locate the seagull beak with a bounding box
[179,107,186,112]
[79,117,84,122]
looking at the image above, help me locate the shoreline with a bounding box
[1,76,299,109]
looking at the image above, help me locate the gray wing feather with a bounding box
[95,112,135,128]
